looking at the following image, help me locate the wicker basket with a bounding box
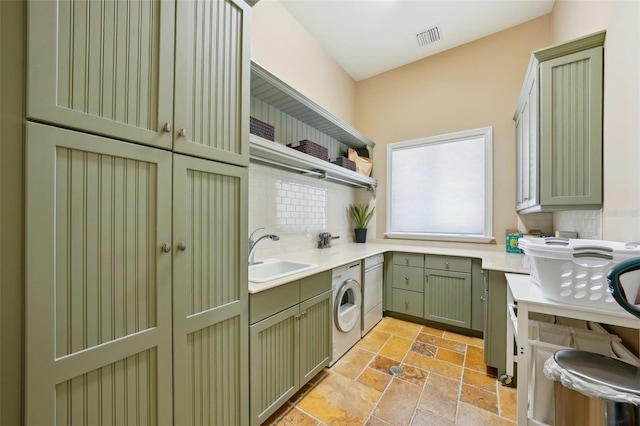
[330,156,356,171]
[286,139,329,161]
[249,117,275,141]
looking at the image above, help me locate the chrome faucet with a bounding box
[248,227,280,265]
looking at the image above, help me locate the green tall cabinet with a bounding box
[515,31,605,213]
[24,0,251,424]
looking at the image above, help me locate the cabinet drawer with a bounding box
[392,252,424,268]
[424,255,471,273]
[249,281,299,325]
[392,265,424,293]
[300,270,331,302]
[392,289,424,317]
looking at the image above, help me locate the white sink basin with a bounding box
[249,259,318,283]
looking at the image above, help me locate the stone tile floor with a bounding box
[264,317,517,425]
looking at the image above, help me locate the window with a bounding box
[386,127,493,243]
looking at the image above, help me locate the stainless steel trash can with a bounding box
[553,349,640,426]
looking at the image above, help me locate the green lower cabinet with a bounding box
[249,278,331,426]
[483,271,508,375]
[250,305,299,425]
[386,253,485,335]
[424,269,472,329]
[299,292,332,384]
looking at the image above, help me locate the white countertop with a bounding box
[505,272,639,326]
[249,240,530,293]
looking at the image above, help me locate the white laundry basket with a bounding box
[519,238,640,310]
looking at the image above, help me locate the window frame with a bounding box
[385,126,494,243]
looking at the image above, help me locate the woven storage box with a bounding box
[519,237,640,310]
[249,117,275,141]
[330,156,356,171]
[286,139,328,161]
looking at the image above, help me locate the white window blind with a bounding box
[387,127,493,243]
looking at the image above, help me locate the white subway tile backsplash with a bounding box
[516,210,602,239]
[553,210,602,239]
[517,212,554,235]
[249,163,375,257]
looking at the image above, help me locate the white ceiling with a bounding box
[280,0,556,81]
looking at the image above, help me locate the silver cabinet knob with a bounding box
[405,301,409,308]
[445,261,450,269]
[161,242,171,253]
[480,296,486,301]
[178,242,187,251]
[405,258,409,265]
[405,277,409,284]
[178,128,188,138]
[162,123,172,133]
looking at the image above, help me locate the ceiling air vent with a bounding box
[416,25,441,47]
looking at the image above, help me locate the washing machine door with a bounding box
[335,279,362,332]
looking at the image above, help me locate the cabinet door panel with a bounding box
[424,270,472,328]
[484,271,508,376]
[539,47,603,206]
[172,154,248,426]
[250,306,300,426]
[174,0,250,165]
[27,0,174,149]
[25,122,173,425]
[299,291,332,385]
[515,63,538,212]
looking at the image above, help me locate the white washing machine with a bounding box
[330,261,362,366]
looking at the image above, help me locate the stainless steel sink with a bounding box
[249,259,318,283]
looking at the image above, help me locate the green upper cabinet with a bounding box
[514,31,604,213]
[27,0,176,149]
[174,0,250,165]
[27,0,250,165]
[515,60,538,212]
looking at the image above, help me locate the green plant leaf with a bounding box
[347,203,375,229]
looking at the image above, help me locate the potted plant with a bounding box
[347,203,375,243]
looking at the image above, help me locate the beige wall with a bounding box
[251,1,358,127]
[355,16,553,247]
[550,0,640,242]
[252,1,640,245]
